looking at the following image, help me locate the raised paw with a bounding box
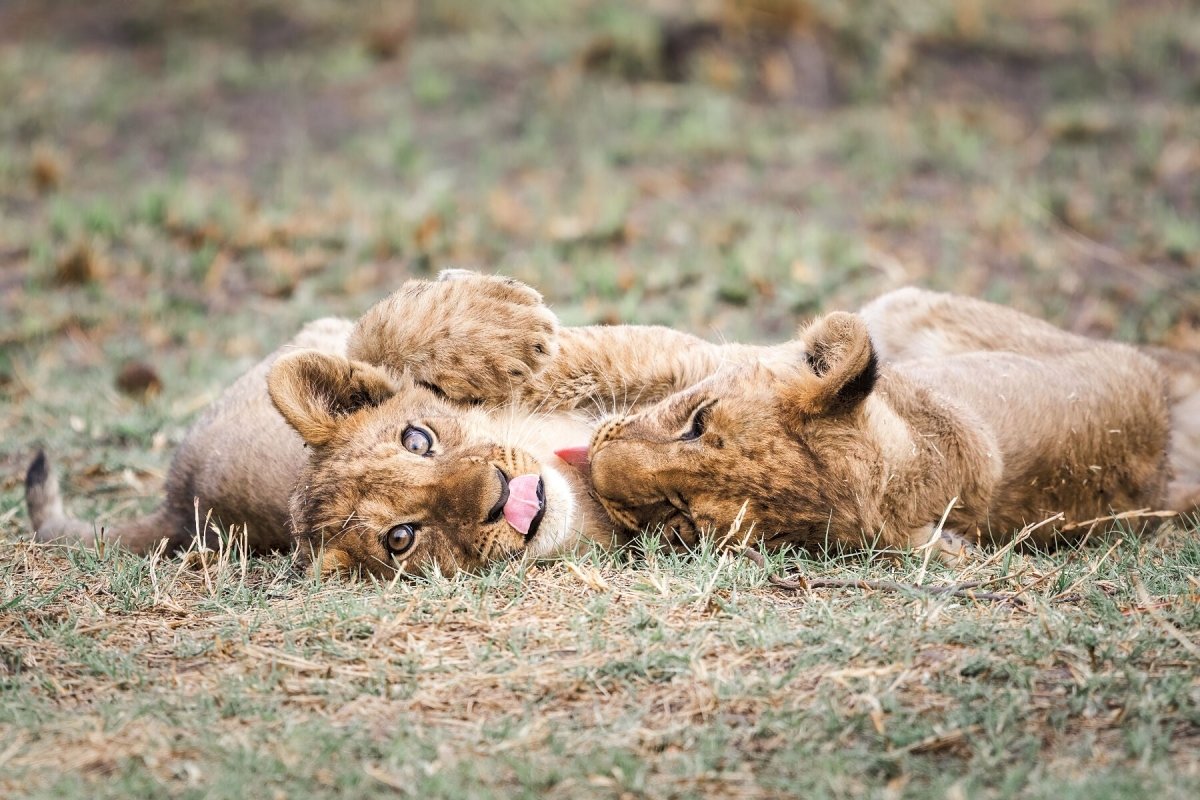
[346,271,559,404]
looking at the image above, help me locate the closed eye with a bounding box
[484,467,509,524]
[680,402,713,441]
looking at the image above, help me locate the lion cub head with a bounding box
[587,312,883,550]
[268,350,581,578]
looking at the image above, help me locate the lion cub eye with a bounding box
[680,403,712,442]
[402,426,433,456]
[384,523,417,555]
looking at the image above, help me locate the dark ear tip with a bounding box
[842,345,879,404]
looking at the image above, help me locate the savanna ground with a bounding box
[2,1,1200,797]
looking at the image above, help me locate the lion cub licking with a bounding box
[24,274,594,577]
[588,289,1190,561]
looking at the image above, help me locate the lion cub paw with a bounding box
[348,271,560,404]
[934,529,984,567]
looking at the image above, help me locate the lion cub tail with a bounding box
[25,450,175,553]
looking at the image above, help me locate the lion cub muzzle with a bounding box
[588,414,703,548]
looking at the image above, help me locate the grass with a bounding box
[2,529,1199,798]
[1,0,1199,797]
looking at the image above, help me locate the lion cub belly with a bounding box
[905,347,1171,543]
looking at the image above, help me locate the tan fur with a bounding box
[349,270,762,414]
[861,288,1200,516]
[35,276,1188,575]
[1143,347,1200,512]
[25,272,756,577]
[589,289,1185,559]
[347,270,560,405]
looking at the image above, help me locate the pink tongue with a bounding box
[503,474,542,535]
[554,446,590,468]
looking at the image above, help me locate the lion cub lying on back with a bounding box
[588,289,1196,559]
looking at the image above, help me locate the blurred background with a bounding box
[2,0,1199,513]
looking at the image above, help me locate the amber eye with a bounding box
[680,403,712,442]
[384,523,417,555]
[402,426,433,455]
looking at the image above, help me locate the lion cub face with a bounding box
[268,351,580,578]
[588,313,880,549]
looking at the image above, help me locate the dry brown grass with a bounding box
[3,525,1200,797]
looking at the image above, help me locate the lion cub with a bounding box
[24,274,598,577]
[588,289,1187,559]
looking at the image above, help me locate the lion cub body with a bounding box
[881,347,1169,543]
[24,272,580,570]
[862,288,1195,519]
[590,289,1181,556]
[25,315,616,573]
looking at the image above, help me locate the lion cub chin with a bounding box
[588,289,1183,562]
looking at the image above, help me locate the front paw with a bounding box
[347,271,559,403]
[934,529,984,566]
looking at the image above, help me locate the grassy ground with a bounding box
[2,1,1199,796]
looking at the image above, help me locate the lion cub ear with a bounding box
[268,350,399,446]
[784,311,878,418]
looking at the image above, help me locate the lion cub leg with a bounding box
[934,529,984,567]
